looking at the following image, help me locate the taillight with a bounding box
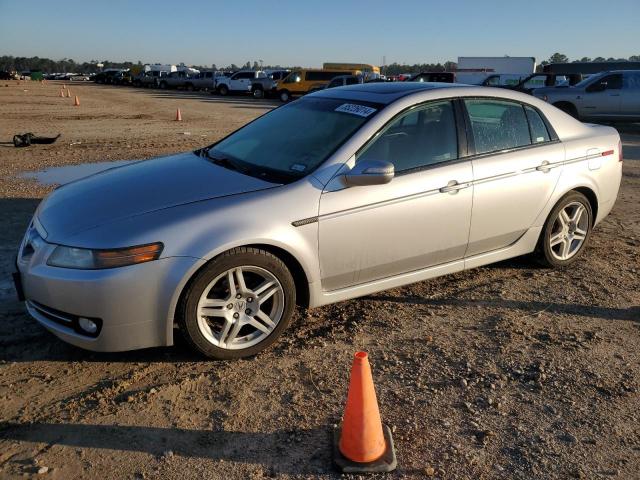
[618,139,623,162]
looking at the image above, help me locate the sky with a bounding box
[0,0,638,67]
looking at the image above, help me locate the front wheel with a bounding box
[252,87,264,99]
[279,90,291,102]
[178,247,296,359]
[218,84,229,96]
[536,191,592,268]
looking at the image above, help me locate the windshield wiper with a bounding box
[203,149,247,173]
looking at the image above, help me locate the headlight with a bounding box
[47,242,163,269]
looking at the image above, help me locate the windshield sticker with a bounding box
[290,163,307,172]
[335,103,377,118]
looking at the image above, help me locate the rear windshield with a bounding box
[207,97,383,183]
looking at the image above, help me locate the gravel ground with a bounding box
[0,81,638,479]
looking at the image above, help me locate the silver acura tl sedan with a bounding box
[14,82,622,359]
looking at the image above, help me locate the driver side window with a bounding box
[356,101,458,174]
[588,74,622,92]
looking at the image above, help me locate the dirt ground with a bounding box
[0,80,638,480]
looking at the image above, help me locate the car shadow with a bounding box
[367,293,639,323]
[0,422,331,475]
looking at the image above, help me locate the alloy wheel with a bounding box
[196,266,285,350]
[548,201,589,261]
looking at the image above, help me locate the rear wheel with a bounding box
[179,247,296,359]
[185,83,194,91]
[218,84,229,96]
[252,87,264,99]
[536,191,592,268]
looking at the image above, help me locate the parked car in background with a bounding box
[215,70,266,96]
[112,71,132,85]
[14,83,622,360]
[159,70,198,90]
[533,70,640,122]
[184,70,216,91]
[94,70,122,85]
[325,74,364,89]
[250,70,290,99]
[409,72,456,83]
[133,70,169,88]
[276,68,357,101]
[493,73,583,94]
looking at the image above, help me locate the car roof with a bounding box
[310,81,470,105]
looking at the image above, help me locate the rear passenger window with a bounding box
[464,99,531,154]
[524,106,550,143]
[357,101,458,173]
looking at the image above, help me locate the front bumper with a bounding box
[17,244,199,352]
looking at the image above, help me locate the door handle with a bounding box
[536,161,551,173]
[439,180,470,194]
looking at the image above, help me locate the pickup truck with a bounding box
[183,70,216,91]
[249,70,290,98]
[215,70,267,96]
[159,71,199,90]
[133,70,170,88]
[533,70,640,122]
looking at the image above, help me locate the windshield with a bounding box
[207,97,382,183]
[574,73,601,88]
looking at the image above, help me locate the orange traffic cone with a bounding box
[59,89,65,97]
[62,83,66,89]
[175,108,182,121]
[73,95,80,106]
[333,352,397,473]
[66,89,71,98]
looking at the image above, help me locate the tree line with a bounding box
[1,53,639,75]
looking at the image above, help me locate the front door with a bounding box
[318,100,473,291]
[462,99,564,256]
[578,74,623,119]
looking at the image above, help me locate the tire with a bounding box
[279,90,291,102]
[536,191,593,268]
[178,247,296,360]
[252,87,264,99]
[218,84,229,96]
[185,83,194,92]
[554,102,579,119]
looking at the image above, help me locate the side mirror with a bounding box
[342,159,394,187]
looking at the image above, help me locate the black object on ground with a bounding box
[12,133,61,148]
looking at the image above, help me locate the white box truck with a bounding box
[455,57,536,86]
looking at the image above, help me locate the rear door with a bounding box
[463,98,564,256]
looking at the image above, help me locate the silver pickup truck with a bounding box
[533,70,640,122]
[249,70,290,98]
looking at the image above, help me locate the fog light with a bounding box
[78,317,98,334]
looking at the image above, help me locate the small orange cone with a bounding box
[66,89,71,98]
[59,89,65,97]
[175,108,182,121]
[73,95,80,106]
[333,352,396,473]
[62,83,66,89]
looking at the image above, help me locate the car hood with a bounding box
[37,152,278,242]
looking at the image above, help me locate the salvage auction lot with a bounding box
[0,81,638,479]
